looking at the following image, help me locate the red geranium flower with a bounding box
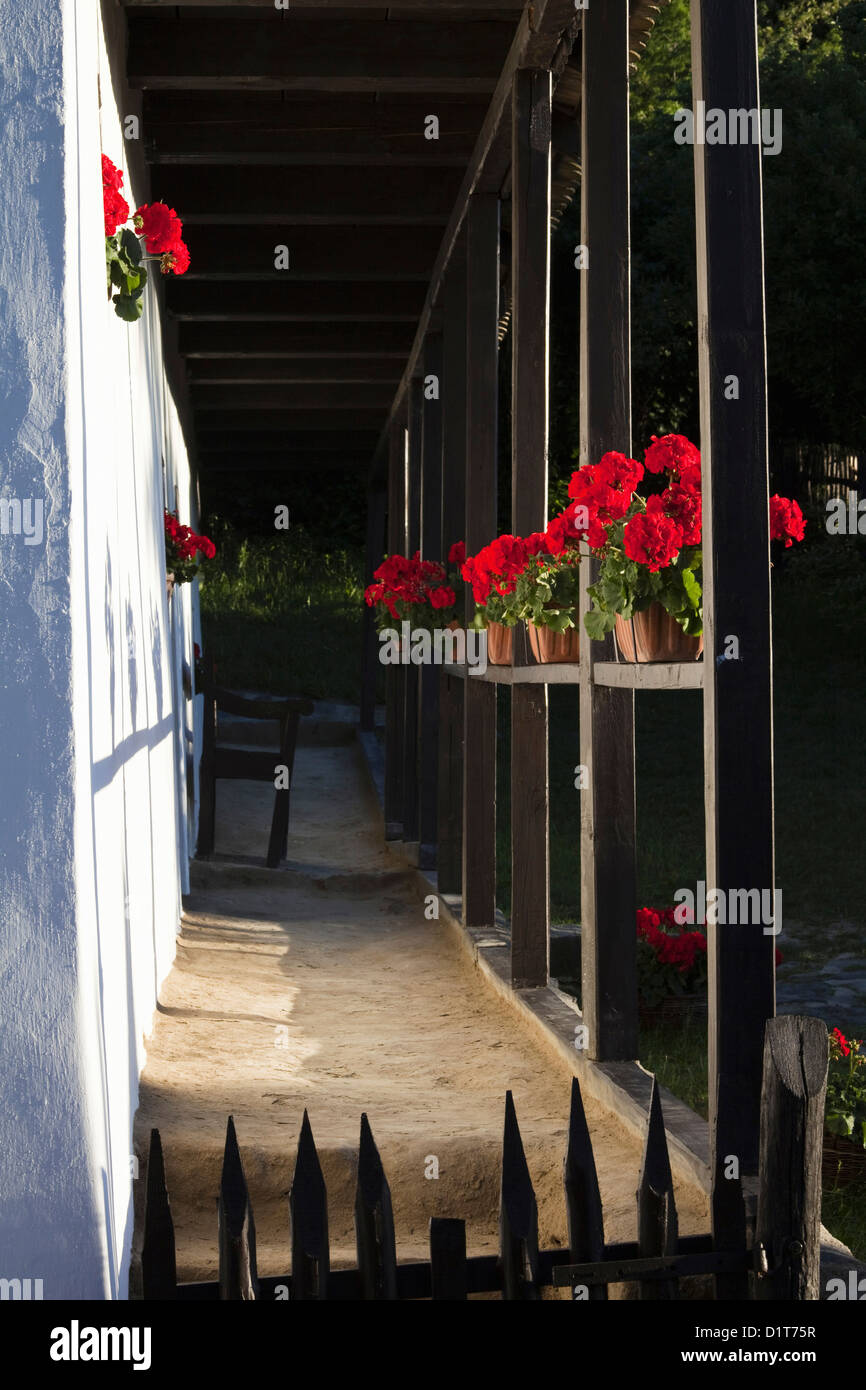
[644,434,701,482]
[770,494,807,547]
[623,507,683,571]
[102,155,130,237]
[135,202,184,256]
[448,541,466,567]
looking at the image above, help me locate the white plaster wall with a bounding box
[0,0,197,1297]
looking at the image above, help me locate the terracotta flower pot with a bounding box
[485,621,513,665]
[615,603,703,663]
[528,622,580,664]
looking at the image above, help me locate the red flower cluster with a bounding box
[460,531,564,606]
[636,907,708,974]
[134,203,191,277]
[102,155,129,237]
[365,552,453,620]
[164,511,216,562]
[564,451,645,547]
[770,494,807,547]
[832,1027,852,1059]
[644,434,702,488]
[623,503,685,572]
[448,541,466,567]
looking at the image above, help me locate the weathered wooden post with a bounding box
[691,0,776,1245]
[384,409,407,839]
[462,193,500,927]
[755,1016,827,1301]
[578,0,638,1060]
[510,65,552,988]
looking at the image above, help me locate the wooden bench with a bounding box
[197,668,314,868]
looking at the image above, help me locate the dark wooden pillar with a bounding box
[384,410,407,838]
[462,194,500,927]
[361,485,387,733]
[578,0,638,1059]
[510,67,551,988]
[419,332,444,869]
[403,376,424,848]
[691,0,775,1206]
[437,247,468,897]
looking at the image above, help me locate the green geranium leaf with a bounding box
[584,608,612,641]
[114,292,144,322]
[681,567,702,610]
[120,227,143,266]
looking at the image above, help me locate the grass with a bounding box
[199,521,366,702]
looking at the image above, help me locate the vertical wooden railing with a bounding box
[577,0,638,1060]
[691,0,776,1243]
[436,245,468,899]
[462,193,500,929]
[384,405,407,839]
[419,331,444,870]
[509,66,552,988]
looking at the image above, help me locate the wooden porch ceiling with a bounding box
[124,1,666,472]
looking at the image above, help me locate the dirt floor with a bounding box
[132,722,709,1296]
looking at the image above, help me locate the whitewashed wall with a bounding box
[0,0,196,1297]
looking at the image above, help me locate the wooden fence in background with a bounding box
[140,1016,827,1302]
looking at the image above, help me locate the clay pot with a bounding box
[527,622,580,664]
[166,571,175,599]
[614,603,703,663]
[485,621,513,665]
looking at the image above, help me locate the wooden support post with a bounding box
[402,376,423,848]
[419,332,444,869]
[384,411,407,838]
[360,486,386,733]
[462,194,500,928]
[578,0,637,1060]
[510,66,551,988]
[437,248,468,897]
[754,1017,827,1301]
[691,0,776,1219]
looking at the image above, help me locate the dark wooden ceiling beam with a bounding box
[197,429,380,452]
[188,358,402,384]
[166,281,425,320]
[199,453,374,476]
[124,2,523,10]
[179,226,438,279]
[178,323,414,356]
[127,17,514,92]
[196,409,385,432]
[192,384,393,410]
[142,93,487,164]
[154,165,459,224]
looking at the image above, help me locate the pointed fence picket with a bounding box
[139,1019,827,1302]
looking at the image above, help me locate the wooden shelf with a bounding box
[593,661,704,690]
[447,660,704,689]
[448,663,580,684]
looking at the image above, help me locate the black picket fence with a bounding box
[139,1017,827,1302]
